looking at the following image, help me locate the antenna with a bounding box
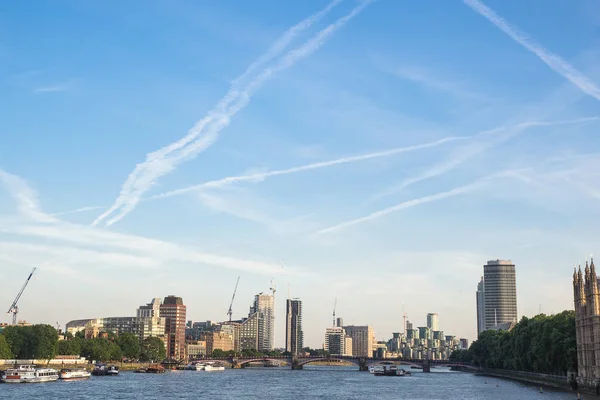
[402,300,407,335]
[333,297,337,327]
[227,276,240,322]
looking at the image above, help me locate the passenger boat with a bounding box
[92,363,119,376]
[1,365,59,383]
[146,364,165,373]
[185,362,205,371]
[59,368,91,381]
[203,362,225,371]
[373,365,411,377]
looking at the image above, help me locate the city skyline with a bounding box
[2,0,599,348]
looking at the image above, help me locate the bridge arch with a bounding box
[297,357,360,367]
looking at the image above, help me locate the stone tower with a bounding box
[573,259,600,385]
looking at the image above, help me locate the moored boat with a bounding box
[106,365,119,375]
[203,362,225,371]
[1,365,59,383]
[59,368,91,381]
[185,362,205,371]
[374,365,411,377]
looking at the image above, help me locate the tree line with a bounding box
[450,311,577,375]
[0,324,166,362]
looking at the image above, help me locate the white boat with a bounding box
[185,362,205,371]
[203,362,225,371]
[59,368,91,381]
[369,365,384,374]
[106,365,119,375]
[1,365,59,383]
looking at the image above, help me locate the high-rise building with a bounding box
[343,325,374,357]
[573,260,600,386]
[483,260,518,330]
[336,317,344,327]
[476,277,486,335]
[285,299,303,355]
[137,298,162,318]
[460,338,469,350]
[250,293,275,352]
[239,313,259,351]
[418,327,431,341]
[160,295,187,360]
[427,313,439,331]
[406,320,413,331]
[324,327,352,356]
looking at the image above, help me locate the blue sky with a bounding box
[1,0,600,347]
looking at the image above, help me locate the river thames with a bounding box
[0,366,585,399]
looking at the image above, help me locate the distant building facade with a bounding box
[160,295,187,360]
[573,260,600,386]
[202,331,234,355]
[476,260,518,334]
[427,313,439,331]
[460,338,469,350]
[137,298,162,318]
[343,325,374,357]
[285,299,303,355]
[476,277,486,335]
[324,327,352,356]
[239,312,259,351]
[250,293,275,352]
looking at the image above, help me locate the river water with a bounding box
[0,366,584,399]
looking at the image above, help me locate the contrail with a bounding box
[93,0,374,227]
[150,135,468,200]
[50,206,105,217]
[464,0,600,101]
[373,117,600,201]
[232,0,343,88]
[316,170,520,235]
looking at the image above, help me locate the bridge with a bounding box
[189,355,477,372]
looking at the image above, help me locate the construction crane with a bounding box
[332,297,337,327]
[227,276,240,322]
[7,267,36,325]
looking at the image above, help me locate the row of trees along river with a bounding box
[450,310,577,375]
[0,325,166,362]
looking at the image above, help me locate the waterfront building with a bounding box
[202,331,234,355]
[343,325,374,357]
[186,340,207,358]
[476,277,485,335]
[573,260,600,385]
[66,316,165,340]
[219,321,241,352]
[418,327,431,341]
[426,313,439,331]
[482,260,518,330]
[250,293,275,352]
[239,312,259,350]
[137,298,162,318]
[160,295,187,360]
[324,327,352,356]
[285,298,303,355]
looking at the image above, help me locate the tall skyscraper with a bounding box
[483,259,518,330]
[426,313,439,331]
[476,277,486,335]
[336,317,344,327]
[285,298,303,355]
[250,293,274,352]
[160,295,187,360]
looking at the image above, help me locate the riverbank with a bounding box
[480,368,600,398]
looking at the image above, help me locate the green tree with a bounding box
[140,337,166,362]
[3,324,58,359]
[0,334,13,359]
[116,333,140,359]
[57,339,82,356]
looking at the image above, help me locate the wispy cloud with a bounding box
[0,169,57,223]
[92,0,374,228]
[151,135,467,200]
[316,169,525,235]
[0,170,304,276]
[33,84,71,93]
[373,117,600,201]
[464,0,600,101]
[50,206,106,217]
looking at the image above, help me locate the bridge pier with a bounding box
[358,358,369,372]
[231,358,242,369]
[422,359,430,373]
[291,357,303,370]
